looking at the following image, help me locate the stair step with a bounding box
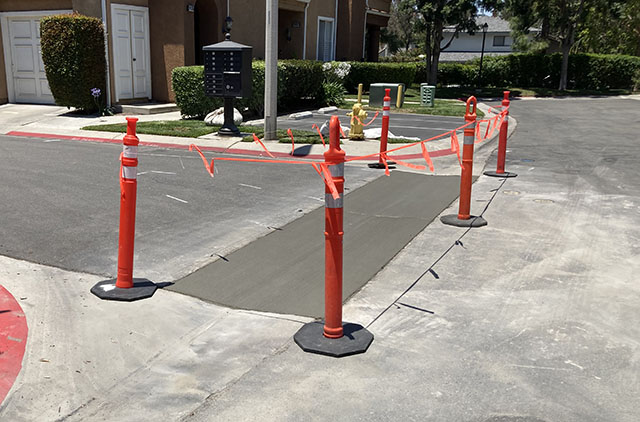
[120,103,179,115]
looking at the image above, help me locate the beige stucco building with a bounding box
[0,0,389,106]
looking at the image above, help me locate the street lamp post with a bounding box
[477,22,489,91]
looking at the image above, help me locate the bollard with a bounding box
[91,118,157,301]
[396,84,403,108]
[484,91,517,178]
[368,88,395,169]
[441,97,488,228]
[294,116,374,357]
[357,83,363,104]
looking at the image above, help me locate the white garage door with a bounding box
[3,15,55,104]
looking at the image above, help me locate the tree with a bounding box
[414,0,500,85]
[576,0,640,56]
[384,0,422,53]
[503,0,613,90]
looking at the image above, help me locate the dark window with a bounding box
[493,36,506,47]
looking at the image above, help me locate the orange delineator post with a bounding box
[458,98,477,220]
[294,115,374,357]
[116,117,140,289]
[91,117,157,301]
[496,119,508,174]
[440,96,487,228]
[323,115,346,339]
[485,90,517,179]
[369,88,394,169]
[379,89,391,164]
[496,90,510,174]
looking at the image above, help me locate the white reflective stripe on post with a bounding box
[383,109,390,117]
[464,122,476,145]
[325,193,344,209]
[328,163,344,177]
[384,100,390,108]
[123,145,138,158]
[122,166,137,179]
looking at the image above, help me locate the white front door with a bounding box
[111,5,151,101]
[5,16,54,104]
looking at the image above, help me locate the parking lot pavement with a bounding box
[277,109,465,140]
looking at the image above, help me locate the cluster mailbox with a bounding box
[203,39,252,99]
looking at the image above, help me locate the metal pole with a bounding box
[264,0,278,140]
[477,27,487,90]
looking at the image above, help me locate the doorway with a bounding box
[111,4,151,102]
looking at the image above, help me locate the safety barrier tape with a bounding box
[420,142,435,172]
[252,134,276,158]
[188,108,506,195]
[354,111,380,127]
[119,153,125,197]
[311,124,326,147]
[475,109,507,144]
[451,131,463,168]
[287,128,295,155]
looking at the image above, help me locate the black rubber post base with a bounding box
[440,214,487,227]
[294,321,374,358]
[367,161,396,169]
[484,170,517,178]
[217,126,240,136]
[90,278,157,302]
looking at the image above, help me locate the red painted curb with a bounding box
[0,285,28,406]
[6,131,457,161]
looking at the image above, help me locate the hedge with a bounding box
[418,53,640,90]
[344,62,416,92]
[172,60,325,119]
[40,13,106,112]
[174,53,639,118]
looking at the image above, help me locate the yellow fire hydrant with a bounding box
[348,102,367,140]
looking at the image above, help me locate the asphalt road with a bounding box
[0,136,379,281]
[278,108,464,140]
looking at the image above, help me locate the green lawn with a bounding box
[81,120,250,138]
[373,99,483,118]
[82,120,321,143]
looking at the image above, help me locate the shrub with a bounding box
[278,60,324,109]
[40,13,106,112]
[344,62,416,92]
[171,66,221,119]
[322,81,346,106]
[172,60,325,119]
[434,53,640,90]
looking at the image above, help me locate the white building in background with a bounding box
[440,15,537,62]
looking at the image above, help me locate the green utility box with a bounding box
[420,84,436,107]
[369,83,405,107]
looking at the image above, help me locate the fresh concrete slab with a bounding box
[170,172,464,317]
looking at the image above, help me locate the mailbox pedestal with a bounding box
[203,36,252,137]
[219,97,238,136]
